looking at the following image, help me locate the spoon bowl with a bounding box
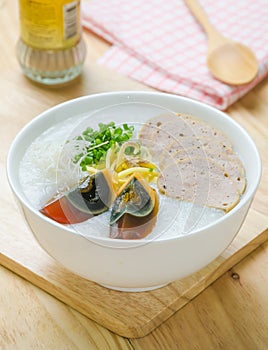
[207,41,259,85]
[185,0,259,85]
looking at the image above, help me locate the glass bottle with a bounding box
[17,0,87,85]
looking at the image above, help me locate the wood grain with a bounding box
[0,265,132,350]
[131,240,268,350]
[1,240,267,349]
[1,0,268,347]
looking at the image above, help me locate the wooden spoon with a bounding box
[185,0,259,85]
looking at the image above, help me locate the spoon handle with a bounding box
[184,0,221,39]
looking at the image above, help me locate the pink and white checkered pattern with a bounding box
[81,0,268,110]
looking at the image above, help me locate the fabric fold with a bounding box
[82,0,268,110]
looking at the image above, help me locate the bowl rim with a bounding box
[6,91,262,245]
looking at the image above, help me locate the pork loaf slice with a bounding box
[157,136,232,166]
[157,157,240,212]
[140,112,231,148]
[177,113,232,146]
[138,112,179,143]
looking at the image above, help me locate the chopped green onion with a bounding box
[73,122,134,169]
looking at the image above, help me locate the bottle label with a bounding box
[19,0,81,50]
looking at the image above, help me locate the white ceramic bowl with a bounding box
[7,91,261,291]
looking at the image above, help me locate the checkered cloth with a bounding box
[81,0,268,110]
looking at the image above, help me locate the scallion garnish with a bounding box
[74,122,134,169]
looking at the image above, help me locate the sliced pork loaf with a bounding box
[139,112,246,211]
[138,113,178,144]
[177,113,232,145]
[139,112,232,149]
[157,158,240,212]
[160,148,245,195]
[215,157,246,195]
[139,113,233,165]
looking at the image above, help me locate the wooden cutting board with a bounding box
[1,77,268,338]
[1,97,268,338]
[1,172,268,339]
[1,69,268,339]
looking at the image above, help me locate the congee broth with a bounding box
[19,111,246,240]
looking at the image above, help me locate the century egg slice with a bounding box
[110,173,156,225]
[67,169,115,215]
[41,169,115,224]
[110,189,159,239]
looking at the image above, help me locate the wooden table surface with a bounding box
[1,1,268,349]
